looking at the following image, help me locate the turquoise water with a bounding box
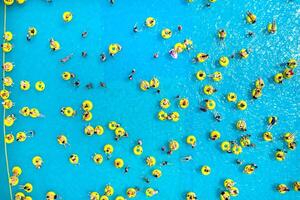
[1,0,300,199]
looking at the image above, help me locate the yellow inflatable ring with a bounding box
[3,99,13,109]
[206,99,216,110]
[3,31,13,41]
[186,192,197,200]
[145,188,157,197]
[174,42,185,53]
[152,169,162,178]
[169,140,180,151]
[2,42,13,53]
[157,110,167,121]
[115,196,125,200]
[82,111,93,121]
[201,165,211,175]
[108,121,119,130]
[263,132,273,142]
[170,111,180,122]
[57,135,68,146]
[237,100,247,110]
[246,11,256,24]
[277,184,289,194]
[236,120,247,131]
[275,150,285,161]
[146,156,156,167]
[63,11,73,22]
[267,22,277,33]
[287,58,297,69]
[203,85,215,95]
[3,76,13,87]
[108,43,122,56]
[145,17,156,28]
[133,145,143,156]
[28,27,37,37]
[22,183,33,193]
[0,89,10,100]
[284,132,294,143]
[4,115,16,127]
[12,166,22,177]
[179,98,189,109]
[69,154,79,165]
[84,125,94,136]
[16,0,26,4]
[224,179,235,189]
[90,192,100,200]
[274,73,284,83]
[16,131,27,142]
[10,176,19,186]
[126,188,137,198]
[104,185,114,196]
[5,133,14,144]
[212,71,222,82]
[220,141,231,152]
[219,56,229,67]
[82,100,93,111]
[50,40,60,51]
[240,136,251,147]
[293,181,300,191]
[229,186,239,197]
[196,70,206,81]
[196,53,209,63]
[240,49,249,59]
[3,61,14,72]
[4,0,14,6]
[140,80,150,91]
[161,28,172,39]
[103,144,114,154]
[46,191,58,200]
[227,92,237,102]
[210,130,220,140]
[35,81,45,91]
[94,125,104,135]
[114,158,124,168]
[160,98,170,109]
[115,127,125,137]
[32,156,43,169]
[283,68,294,79]
[62,72,72,80]
[20,80,30,91]
[150,77,160,88]
[29,108,41,118]
[186,135,196,146]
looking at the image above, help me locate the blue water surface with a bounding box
[0,0,300,199]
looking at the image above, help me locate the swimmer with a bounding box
[161,146,166,152]
[100,53,107,62]
[218,29,226,40]
[60,53,73,63]
[236,159,244,165]
[110,0,115,4]
[161,161,172,166]
[73,80,80,87]
[169,49,178,59]
[181,155,192,162]
[133,24,140,33]
[213,111,222,122]
[153,52,159,59]
[124,166,129,173]
[246,31,255,37]
[81,31,88,38]
[137,139,142,145]
[99,82,106,88]
[143,177,150,183]
[156,89,160,94]
[86,83,93,89]
[129,69,136,80]
[26,33,31,41]
[267,116,278,130]
[81,51,87,57]
[178,25,183,32]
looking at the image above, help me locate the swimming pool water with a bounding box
[1,0,300,199]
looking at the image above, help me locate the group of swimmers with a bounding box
[1,0,299,199]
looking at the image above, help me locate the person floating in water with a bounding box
[181,155,192,162]
[100,53,106,62]
[128,69,136,80]
[81,31,88,38]
[60,53,73,63]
